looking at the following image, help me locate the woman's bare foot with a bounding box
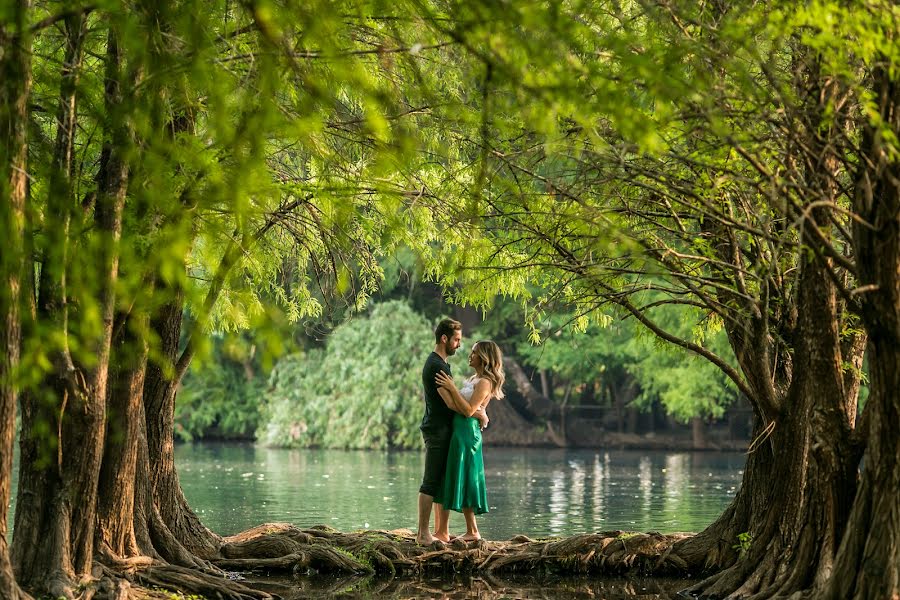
[415,533,435,545]
[432,531,451,543]
[458,533,481,541]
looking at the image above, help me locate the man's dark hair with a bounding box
[434,318,462,344]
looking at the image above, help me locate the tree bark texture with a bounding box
[0,2,33,598]
[679,259,859,599]
[12,22,128,595]
[824,62,900,600]
[11,12,90,595]
[670,42,875,597]
[142,289,222,561]
[96,308,149,561]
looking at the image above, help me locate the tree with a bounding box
[3,1,896,598]
[396,1,892,597]
[1,0,453,596]
[260,300,434,449]
[0,1,33,597]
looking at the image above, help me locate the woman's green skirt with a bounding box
[435,414,488,514]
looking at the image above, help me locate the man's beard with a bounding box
[444,342,457,356]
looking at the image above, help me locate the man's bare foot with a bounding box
[432,532,451,543]
[415,533,435,545]
[458,534,481,542]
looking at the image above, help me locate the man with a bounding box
[416,318,488,545]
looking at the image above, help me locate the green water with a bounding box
[174,444,744,539]
[6,444,744,598]
[244,572,697,599]
[6,444,744,540]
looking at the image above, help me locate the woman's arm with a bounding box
[435,372,471,415]
[437,387,468,415]
[436,373,491,417]
[466,380,492,416]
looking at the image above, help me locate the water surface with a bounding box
[6,444,742,598]
[175,444,745,539]
[245,572,696,599]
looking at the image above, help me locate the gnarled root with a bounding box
[78,524,704,600]
[219,524,697,579]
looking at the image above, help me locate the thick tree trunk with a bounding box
[822,336,900,600]
[679,250,858,598]
[96,309,149,561]
[0,2,33,598]
[12,13,92,596]
[823,62,900,600]
[142,291,222,561]
[13,22,128,596]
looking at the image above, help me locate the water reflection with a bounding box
[5,445,745,542]
[244,573,696,600]
[172,445,744,540]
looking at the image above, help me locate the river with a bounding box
[6,444,746,598]
[175,444,745,539]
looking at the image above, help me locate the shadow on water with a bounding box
[244,573,696,599]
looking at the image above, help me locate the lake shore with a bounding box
[128,523,705,599]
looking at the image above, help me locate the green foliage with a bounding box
[733,532,753,557]
[175,333,265,441]
[496,298,738,419]
[390,0,877,420]
[8,0,882,448]
[258,300,433,449]
[149,588,206,600]
[626,305,739,421]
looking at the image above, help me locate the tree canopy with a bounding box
[1,1,898,599]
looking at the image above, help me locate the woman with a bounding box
[433,340,505,541]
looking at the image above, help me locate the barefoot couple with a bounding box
[416,318,505,545]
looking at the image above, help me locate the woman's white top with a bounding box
[459,378,478,402]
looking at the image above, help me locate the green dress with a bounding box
[435,379,489,515]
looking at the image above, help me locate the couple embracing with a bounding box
[416,318,505,545]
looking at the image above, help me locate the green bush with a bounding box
[176,334,265,441]
[258,300,434,449]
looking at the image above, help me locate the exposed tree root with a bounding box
[134,565,271,600]
[73,524,706,599]
[216,524,696,578]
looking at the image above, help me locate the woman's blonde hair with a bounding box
[471,340,505,399]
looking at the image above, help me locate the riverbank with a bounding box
[126,523,702,599]
[212,523,695,577]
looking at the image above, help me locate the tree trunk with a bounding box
[539,369,553,401]
[691,417,708,450]
[822,62,900,600]
[13,21,128,596]
[625,405,639,434]
[12,12,91,595]
[142,290,222,561]
[822,335,900,600]
[95,308,149,561]
[679,246,859,598]
[609,371,638,434]
[0,2,33,597]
